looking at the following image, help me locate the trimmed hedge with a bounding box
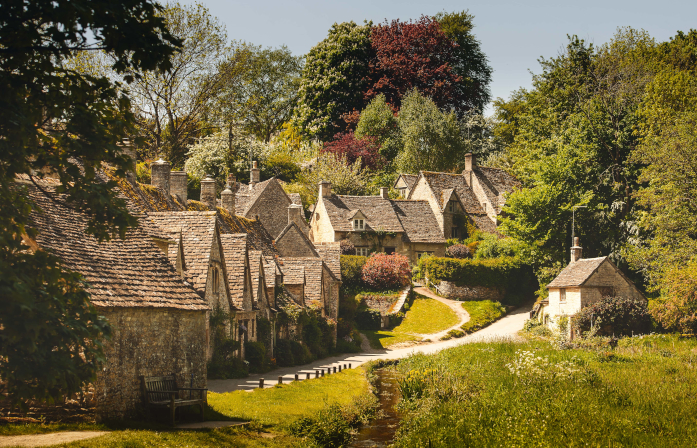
[341,255,368,287]
[419,256,536,305]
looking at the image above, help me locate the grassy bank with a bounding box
[393,334,697,447]
[363,295,458,349]
[460,300,506,334]
[0,367,374,447]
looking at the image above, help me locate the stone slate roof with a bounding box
[394,174,418,191]
[419,171,485,214]
[282,258,324,307]
[547,257,608,288]
[322,195,404,233]
[391,200,446,243]
[216,209,279,258]
[146,212,218,293]
[23,181,208,311]
[250,250,276,290]
[315,242,341,281]
[476,167,520,198]
[219,233,248,310]
[235,178,274,216]
[281,263,305,285]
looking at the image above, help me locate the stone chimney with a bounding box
[380,187,389,199]
[170,171,187,205]
[250,161,260,186]
[221,184,235,214]
[117,138,136,186]
[288,204,304,227]
[319,180,332,198]
[570,237,583,263]
[200,174,217,209]
[463,153,475,187]
[151,158,171,194]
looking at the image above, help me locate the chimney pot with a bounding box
[117,138,136,186]
[151,159,171,194]
[250,161,260,185]
[170,171,188,206]
[288,204,303,227]
[380,187,389,199]
[319,180,332,198]
[570,238,583,263]
[200,174,217,209]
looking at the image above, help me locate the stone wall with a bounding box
[94,307,207,421]
[276,225,317,257]
[438,280,505,301]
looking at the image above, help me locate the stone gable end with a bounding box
[246,180,292,239]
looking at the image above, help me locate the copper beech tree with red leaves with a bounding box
[321,130,385,170]
[367,16,464,114]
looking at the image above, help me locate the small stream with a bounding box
[351,369,402,447]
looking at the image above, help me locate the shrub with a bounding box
[446,244,471,259]
[290,340,312,365]
[440,329,465,340]
[419,256,536,305]
[262,151,300,182]
[651,262,697,335]
[573,296,651,337]
[362,253,411,290]
[355,309,382,330]
[340,239,356,255]
[341,255,367,287]
[335,339,362,353]
[275,339,294,367]
[244,341,268,373]
[322,130,384,170]
[461,300,506,334]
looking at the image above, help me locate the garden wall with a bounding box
[438,281,505,301]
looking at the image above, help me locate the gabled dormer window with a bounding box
[448,201,456,213]
[353,219,364,231]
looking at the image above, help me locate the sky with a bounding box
[181,0,697,113]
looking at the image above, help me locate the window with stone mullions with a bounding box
[353,219,364,231]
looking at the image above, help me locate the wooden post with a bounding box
[349,363,352,369]
[338,365,341,372]
[333,366,337,373]
[315,370,319,378]
[321,370,324,377]
[294,374,299,381]
[306,372,311,380]
[259,378,264,388]
[278,376,283,385]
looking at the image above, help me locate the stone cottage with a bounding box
[402,153,520,237]
[310,181,446,264]
[22,179,209,420]
[538,238,646,336]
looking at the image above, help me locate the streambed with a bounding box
[351,369,402,447]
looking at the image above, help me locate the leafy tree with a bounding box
[294,21,373,141]
[395,89,467,173]
[0,0,179,406]
[435,10,492,112]
[292,153,370,206]
[367,16,463,113]
[321,131,384,170]
[355,94,401,161]
[125,2,233,166]
[216,45,303,143]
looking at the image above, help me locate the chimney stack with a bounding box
[221,184,235,214]
[250,161,260,186]
[117,138,136,186]
[151,158,171,194]
[200,174,217,209]
[288,204,304,227]
[380,187,389,199]
[319,180,332,198]
[570,237,583,263]
[170,171,187,205]
[463,153,475,186]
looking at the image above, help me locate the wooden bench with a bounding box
[141,375,207,426]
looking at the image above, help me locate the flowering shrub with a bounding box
[573,296,651,337]
[340,239,356,255]
[445,244,471,259]
[361,253,411,290]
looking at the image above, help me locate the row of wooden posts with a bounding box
[258,363,353,388]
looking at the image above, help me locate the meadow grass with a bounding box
[393,334,697,447]
[460,300,506,334]
[0,367,371,447]
[363,296,458,349]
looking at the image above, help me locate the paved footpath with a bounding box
[208,300,532,393]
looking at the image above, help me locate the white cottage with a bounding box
[539,238,645,338]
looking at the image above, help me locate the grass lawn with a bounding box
[0,368,370,447]
[460,300,506,334]
[394,334,697,447]
[363,295,459,349]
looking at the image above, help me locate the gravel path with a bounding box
[0,431,109,448]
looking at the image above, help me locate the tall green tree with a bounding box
[294,21,373,141]
[355,94,401,161]
[216,45,303,143]
[0,0,179,406]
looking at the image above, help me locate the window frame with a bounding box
[356,247,369,257]
[353,218,364,231]
[560,288,566,303]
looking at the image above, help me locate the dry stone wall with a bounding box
[438,280,505,301]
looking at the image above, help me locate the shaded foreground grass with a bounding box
[394,334,697,447]
[364,296,458,349]
[0,368,371,447]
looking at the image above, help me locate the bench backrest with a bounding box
[142,375,178,402]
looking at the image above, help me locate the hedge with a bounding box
[341,255,368,287]
[418,256,536,305]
